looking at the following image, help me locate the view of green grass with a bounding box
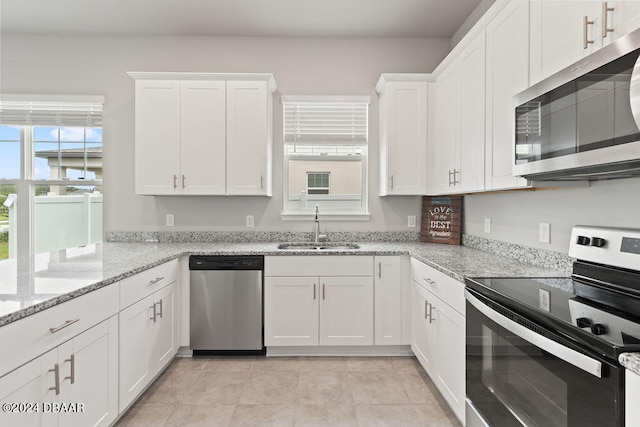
[0,242,7,260]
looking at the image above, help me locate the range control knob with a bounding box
[576,236,591,246]
[591,324,608,335]
[576,317,592,328]
[591,237,606,248]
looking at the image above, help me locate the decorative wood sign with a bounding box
[420,196,462,245]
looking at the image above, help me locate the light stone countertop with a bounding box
[0,240,568,328]
[620,353,640,376]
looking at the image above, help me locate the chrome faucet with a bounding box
[314,204,322,244]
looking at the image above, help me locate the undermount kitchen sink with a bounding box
[277,242,361,251]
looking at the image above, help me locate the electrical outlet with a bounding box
[246,215,255,227]
[408,215,416,228]
[166,214,174,227]
[539,222,550,244]
[484,218,491,234]
[539,289,550,312]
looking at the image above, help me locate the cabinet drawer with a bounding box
[410,258,464,315]
[0,284,119,377]
[265,256,373,277]
[120,259,178,309]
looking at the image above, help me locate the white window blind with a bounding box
[283,97,369,145]
[0,96,104,127]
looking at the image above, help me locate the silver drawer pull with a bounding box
[147,276,165,286]
[49,318,80,334]
[49,363,60,395]
[423,277,435,285]
[156,300,163,319]
[150,304,157,322]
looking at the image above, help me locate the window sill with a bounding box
[280,212,371,221]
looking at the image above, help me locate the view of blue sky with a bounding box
[0,125,102,180]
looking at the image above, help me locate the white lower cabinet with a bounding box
[265,275,373,346]
[411,260,465,424]
[627,369,640,426]
[264,256,375,347]
[374,256,409,345]
[0,316,119,427]
[119,281,177,412]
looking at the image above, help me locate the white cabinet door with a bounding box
[485,0,530,190]
[457,30,486,193]
[264,277,319,346]
[606,1,640,45]
[627,369,640,426]
[180,80,226,195]
[412,282,436,377]
[0,351,54,427]
[374,256,403,345]
[530,1,602,85]
[319,276,373,346]
[119,295,155,411]
[429,65,458,194]
[154,282,177,371]
[226,81,272,196]
[134,80,181,195]
[432,297,465,423]
[59,317,119,427]
[379,80,428,195]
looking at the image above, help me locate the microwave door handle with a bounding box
[465,290,603,378]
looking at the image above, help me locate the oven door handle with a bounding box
[465,290,603,378]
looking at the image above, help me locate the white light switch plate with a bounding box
[246,215,255,227]
[484,218,491,234]
[539,222,550,244]
[408,215,416,228]
[166,214,174,227]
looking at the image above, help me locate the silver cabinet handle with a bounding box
[602,2,614,38]
[260,175,264,190]
[322,284,326,300]
[427,303,436,324]
[147,276,164,286]
[584,16,595,49]
[448,170,453,186]
[423,277,435,285]
[182,174,186,189]
[378,262,382,279]
[49,318,80,334]
[424,300,428,319]
[156,299,163,319]
[173,174,178,189]
[150,304,157,322]
[313,283,316,300]
[64,354,75,384]
[390,174,394,189]
[49,363,60,395]
[453,169,460,185]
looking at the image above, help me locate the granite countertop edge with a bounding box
[619,353,640,376]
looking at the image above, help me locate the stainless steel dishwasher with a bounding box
[189,255,264,355]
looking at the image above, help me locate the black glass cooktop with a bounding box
[465,276,640,360]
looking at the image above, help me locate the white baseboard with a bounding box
[176,346,193,357]
[266,345,413,357]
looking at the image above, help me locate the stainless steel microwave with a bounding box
[513,27,640,181]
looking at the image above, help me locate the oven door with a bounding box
[465,289,623,427]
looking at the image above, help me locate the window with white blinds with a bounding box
[282,96,369,145]
[282,96,369,218]
[0,96,103,127]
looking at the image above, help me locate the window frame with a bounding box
[280,95,370,221]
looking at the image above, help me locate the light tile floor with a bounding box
[115,356,462,427]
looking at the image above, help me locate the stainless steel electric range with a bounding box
[465,226,640,427]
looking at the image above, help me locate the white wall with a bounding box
[464,177,640,253]
[1,34,451,233]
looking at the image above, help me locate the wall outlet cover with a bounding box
[246,215,255,227]
[539,222,550,244]
[166,214,174,227]
[408,215,417,228]
[484,218,491,234]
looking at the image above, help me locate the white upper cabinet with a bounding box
[485,0,530,190]
[429,30,486,194]
[377,75,429,196]
[226,80,273,196]
[130,73,276,196]
[605,1,640,46]
[134,80,181,195]
[180,80,227,195]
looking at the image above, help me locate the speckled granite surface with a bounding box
[0,240,568,328]
[620,353,640,375]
